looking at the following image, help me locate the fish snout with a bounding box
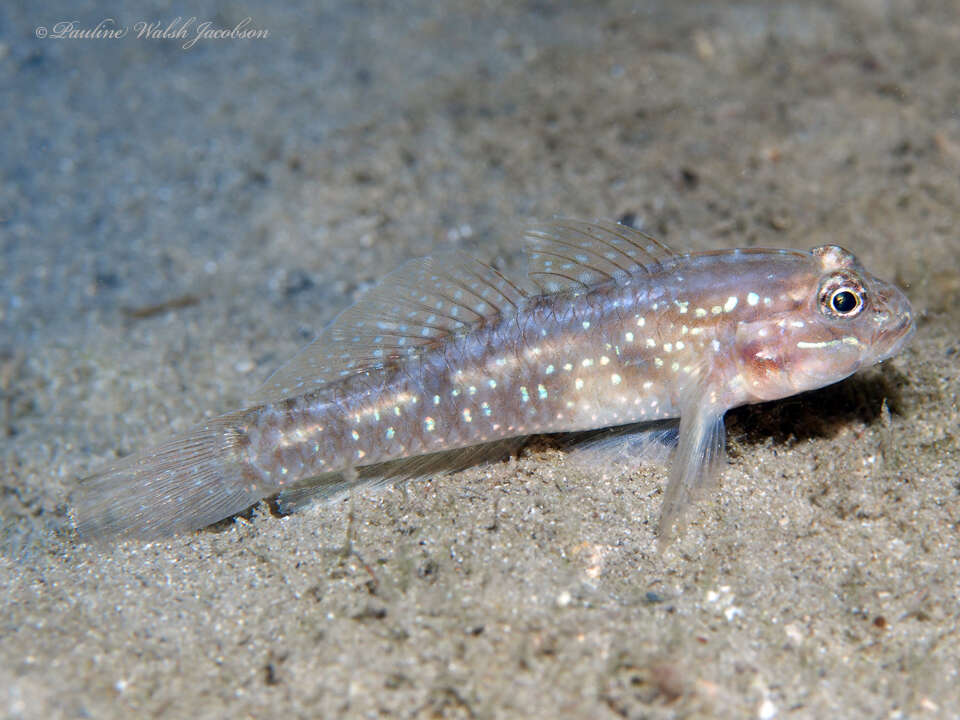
[871,280,915,362]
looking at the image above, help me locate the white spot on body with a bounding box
[575,378,585,390]
[611,373,622,385]
[747,292,759,306]
[724,296,738,312]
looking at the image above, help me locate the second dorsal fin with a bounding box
[525,219,679,293]
[248,252,530,404]
[249,219,679,405]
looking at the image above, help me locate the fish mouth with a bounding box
[872,303,915,364]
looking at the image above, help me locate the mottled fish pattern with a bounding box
[74,220,915,544]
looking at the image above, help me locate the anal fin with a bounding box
[277,438,527,514]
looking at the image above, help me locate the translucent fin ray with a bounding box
[72,411,268,540]
[560,420,679,475]
[251,220,681,404]
[657,397,727,550]
[248,253,530,405]
[526,219,680,294]
[276,438,527,513]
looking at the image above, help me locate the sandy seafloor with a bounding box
[2,0,960,717]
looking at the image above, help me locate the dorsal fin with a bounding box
[248,252,530,404]
[249,219,679,405]
[525,219,679,294]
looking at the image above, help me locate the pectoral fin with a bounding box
[657,398,727,550]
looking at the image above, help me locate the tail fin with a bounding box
[72,411,268,541]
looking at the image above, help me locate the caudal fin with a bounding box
[73,412,267,541]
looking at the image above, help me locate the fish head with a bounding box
[734,245,914,403]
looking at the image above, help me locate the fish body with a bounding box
[74,221,914,542]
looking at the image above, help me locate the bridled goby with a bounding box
[74,220,915,545]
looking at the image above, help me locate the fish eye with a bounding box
[830,289,861,315]
[818,273,865,318]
